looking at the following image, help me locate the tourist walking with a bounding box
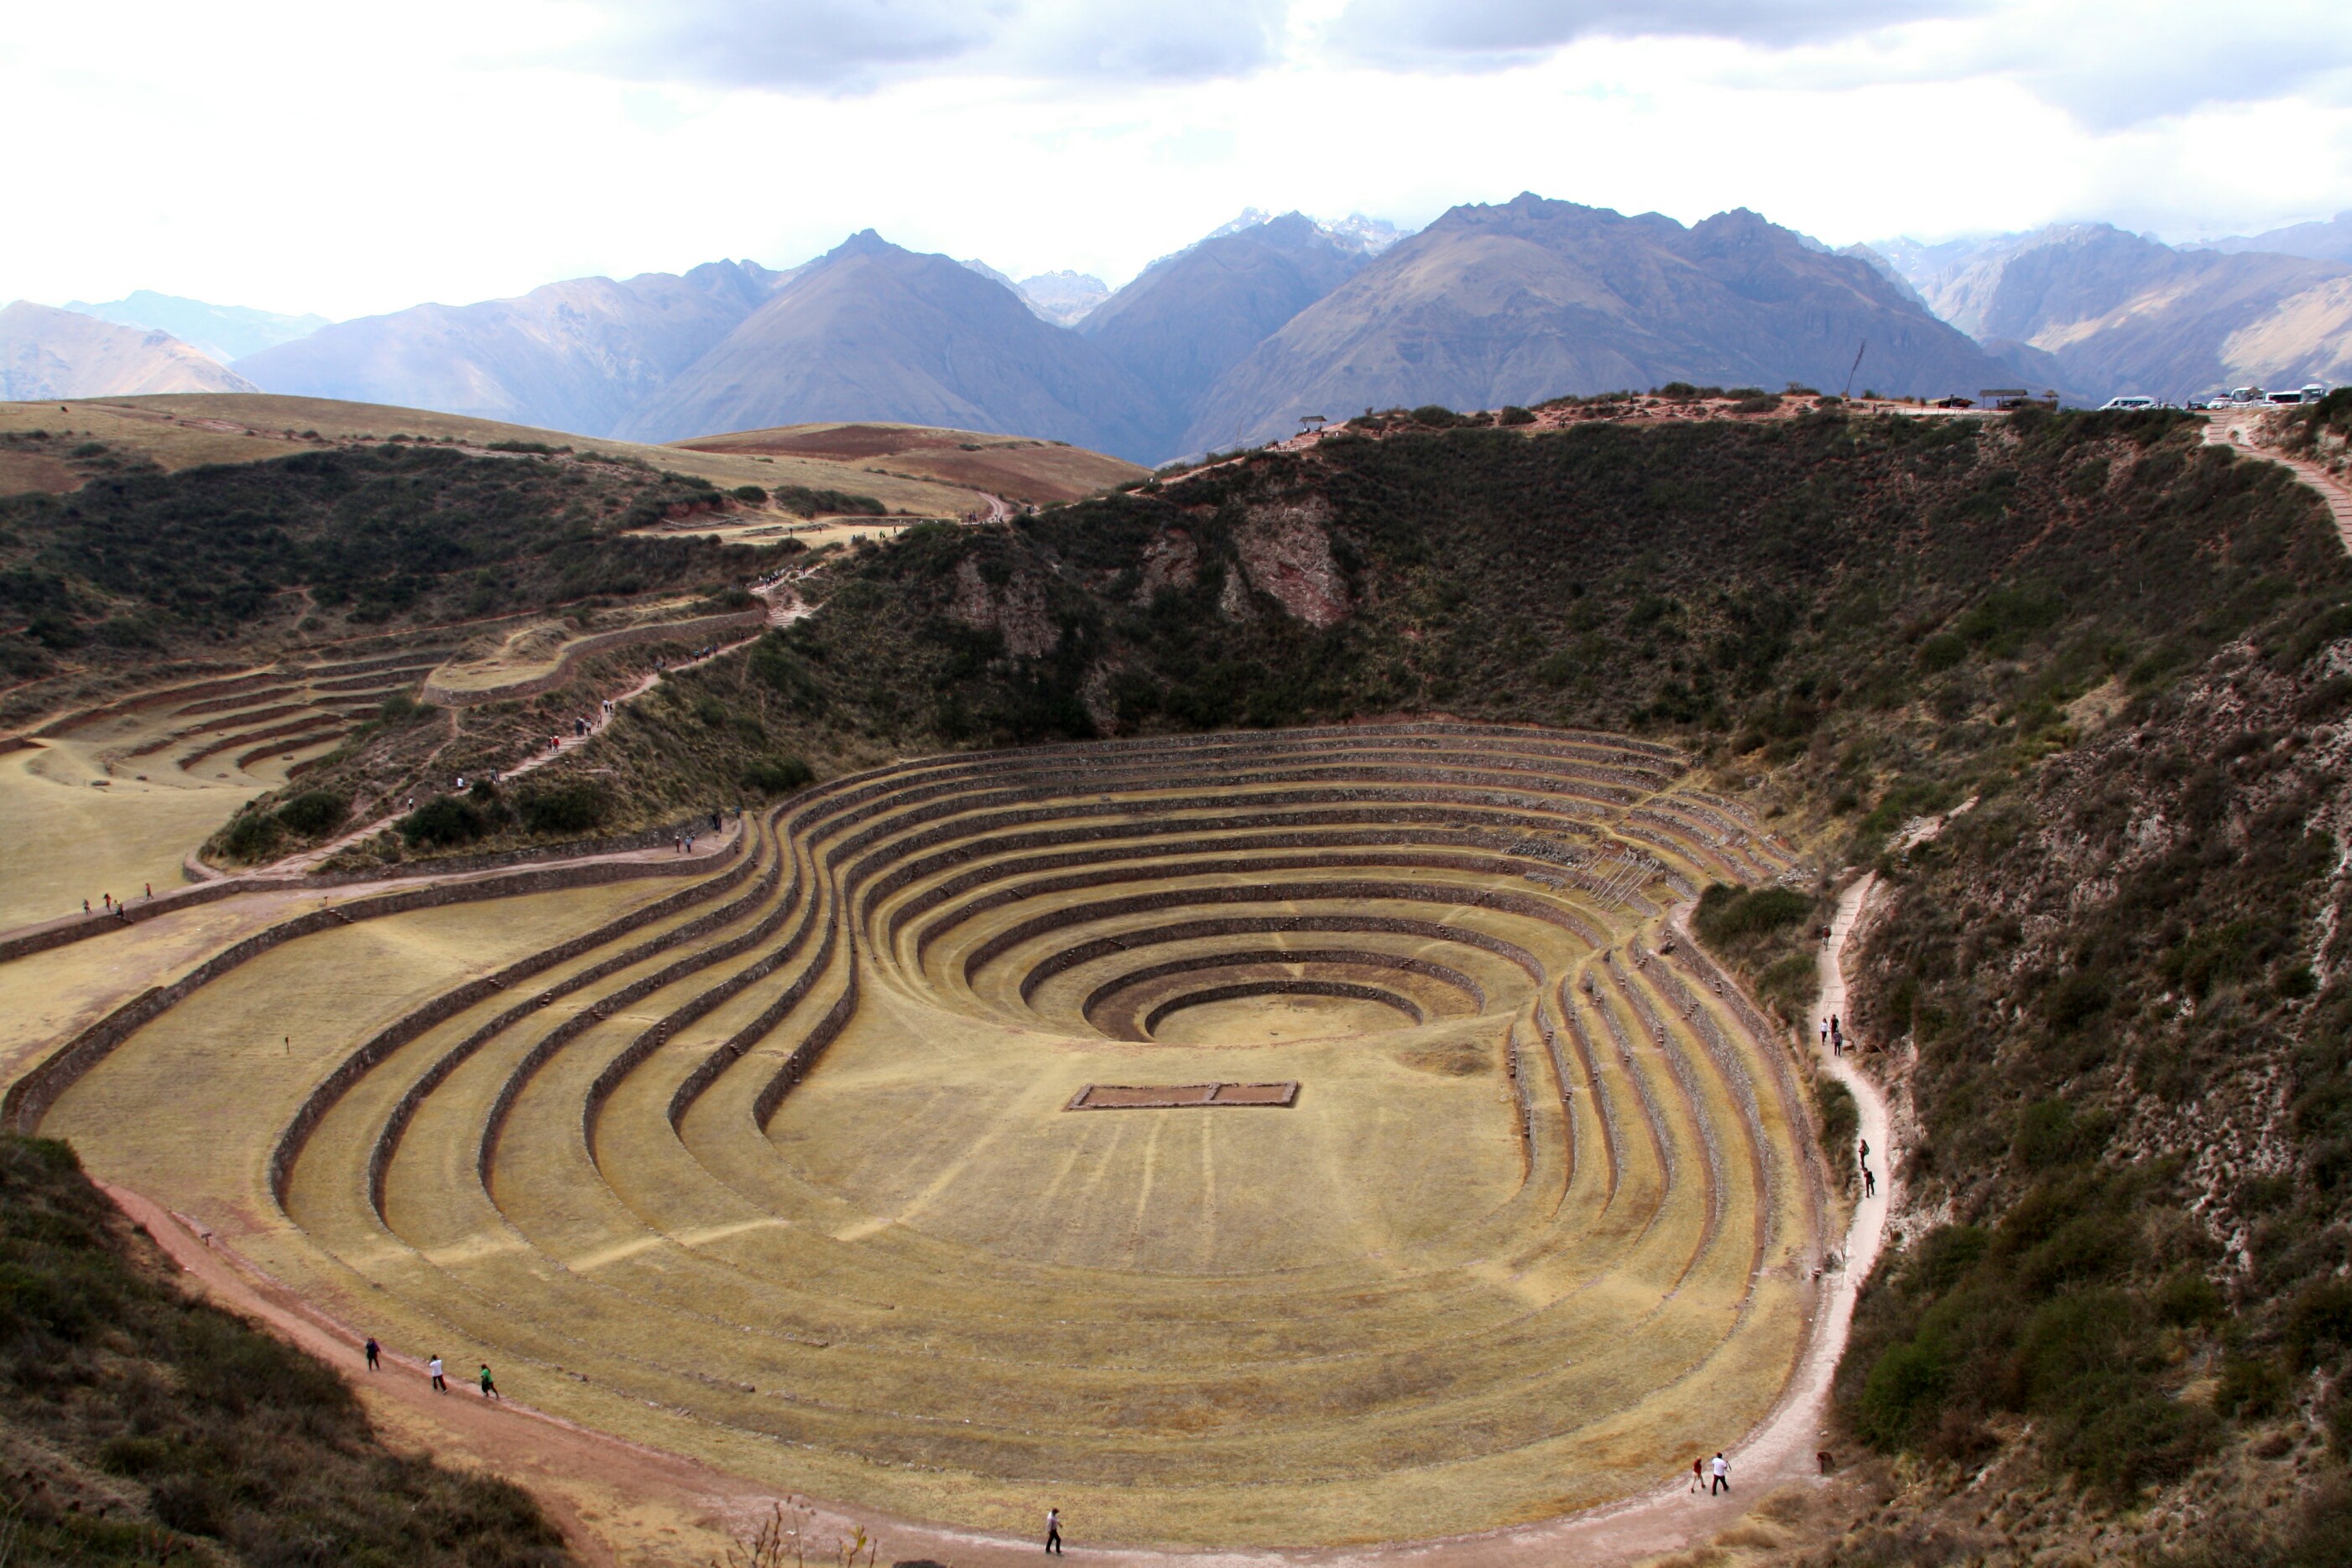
[1863,1164,1877,1197]
[1711,1452,1729,1494]
[428,1355,446,1393]
[364,1336,380,1371]
[1045,1508,1062,1555]
[1688,1456,1704,1493]
[478,1363,501,1400]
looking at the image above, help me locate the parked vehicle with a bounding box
[1932,394,1974,409]
[2304,383,2330,402]
[2232,388,2262,404]
[2267,389,2309,405]
[2102,395,2158,410]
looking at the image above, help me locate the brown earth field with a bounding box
[670,421,1150,507]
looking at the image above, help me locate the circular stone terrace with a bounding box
[27,721,1827,1548]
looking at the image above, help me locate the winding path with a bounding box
[2203,409,2352,555]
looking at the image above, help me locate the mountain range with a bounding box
[1862,219,2352,399]
[226,200,2017,462]
[19,201,2352,462]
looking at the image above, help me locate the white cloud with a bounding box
[0,0,2347,320]
[1328,0,1982,67]
[560,0,1289,91]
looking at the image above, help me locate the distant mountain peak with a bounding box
[1016,271,1110,328]
[1320,214,1408,257]
[827,228,896,260]
[1206,208,1277,241]
[958,257,1019,289]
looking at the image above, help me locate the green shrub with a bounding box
[1695,883,1812,944]
[2015,1098,2084,1168]
[743,754,814,795]
[2216,1354,2288,1418]
[1917,632,1967,672]
[1756,951,1821,1019]
[1817,1075,1859,1185]
[219,810,281,862]
[732,484,768,503]
[397,794,488,847]
[1499,406,1536,425]
[274,789,347,837]
[517,781,609,836]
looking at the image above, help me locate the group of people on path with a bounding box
[363,1336,498,1400]
[1687,1452,1732,1494]
[1817,1015,1880,1196]
[80,883,154,921]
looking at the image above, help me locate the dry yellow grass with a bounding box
[0,394,987,517]
[0,644,455,939]
[14,724,1826,1550]
[0,737,272,930]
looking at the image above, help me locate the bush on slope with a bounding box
[0,1134,571,1567]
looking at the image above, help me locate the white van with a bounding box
[2267,389,2308,405]
[2101,395,2157,410]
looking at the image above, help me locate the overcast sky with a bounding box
[7,0,2349,320]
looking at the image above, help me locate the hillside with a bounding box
[234,260,790,436]
[1878,224,2352,400]
[1080,211,1372,456]
[1182,196,2019,452]
[668,419,1146,507]
[0,1133,572,1565]
[0,431,794,721]
[616,232,1167,460]
[0,393,1016,518]
[1,301,255,399]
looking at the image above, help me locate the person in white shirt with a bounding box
[428,1355,446,1393]
[1710,1452,1729,1493]
[1044,1508,1062,1555]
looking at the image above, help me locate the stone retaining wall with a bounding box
[269,831,768,1207]
[3,836,749,1135]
